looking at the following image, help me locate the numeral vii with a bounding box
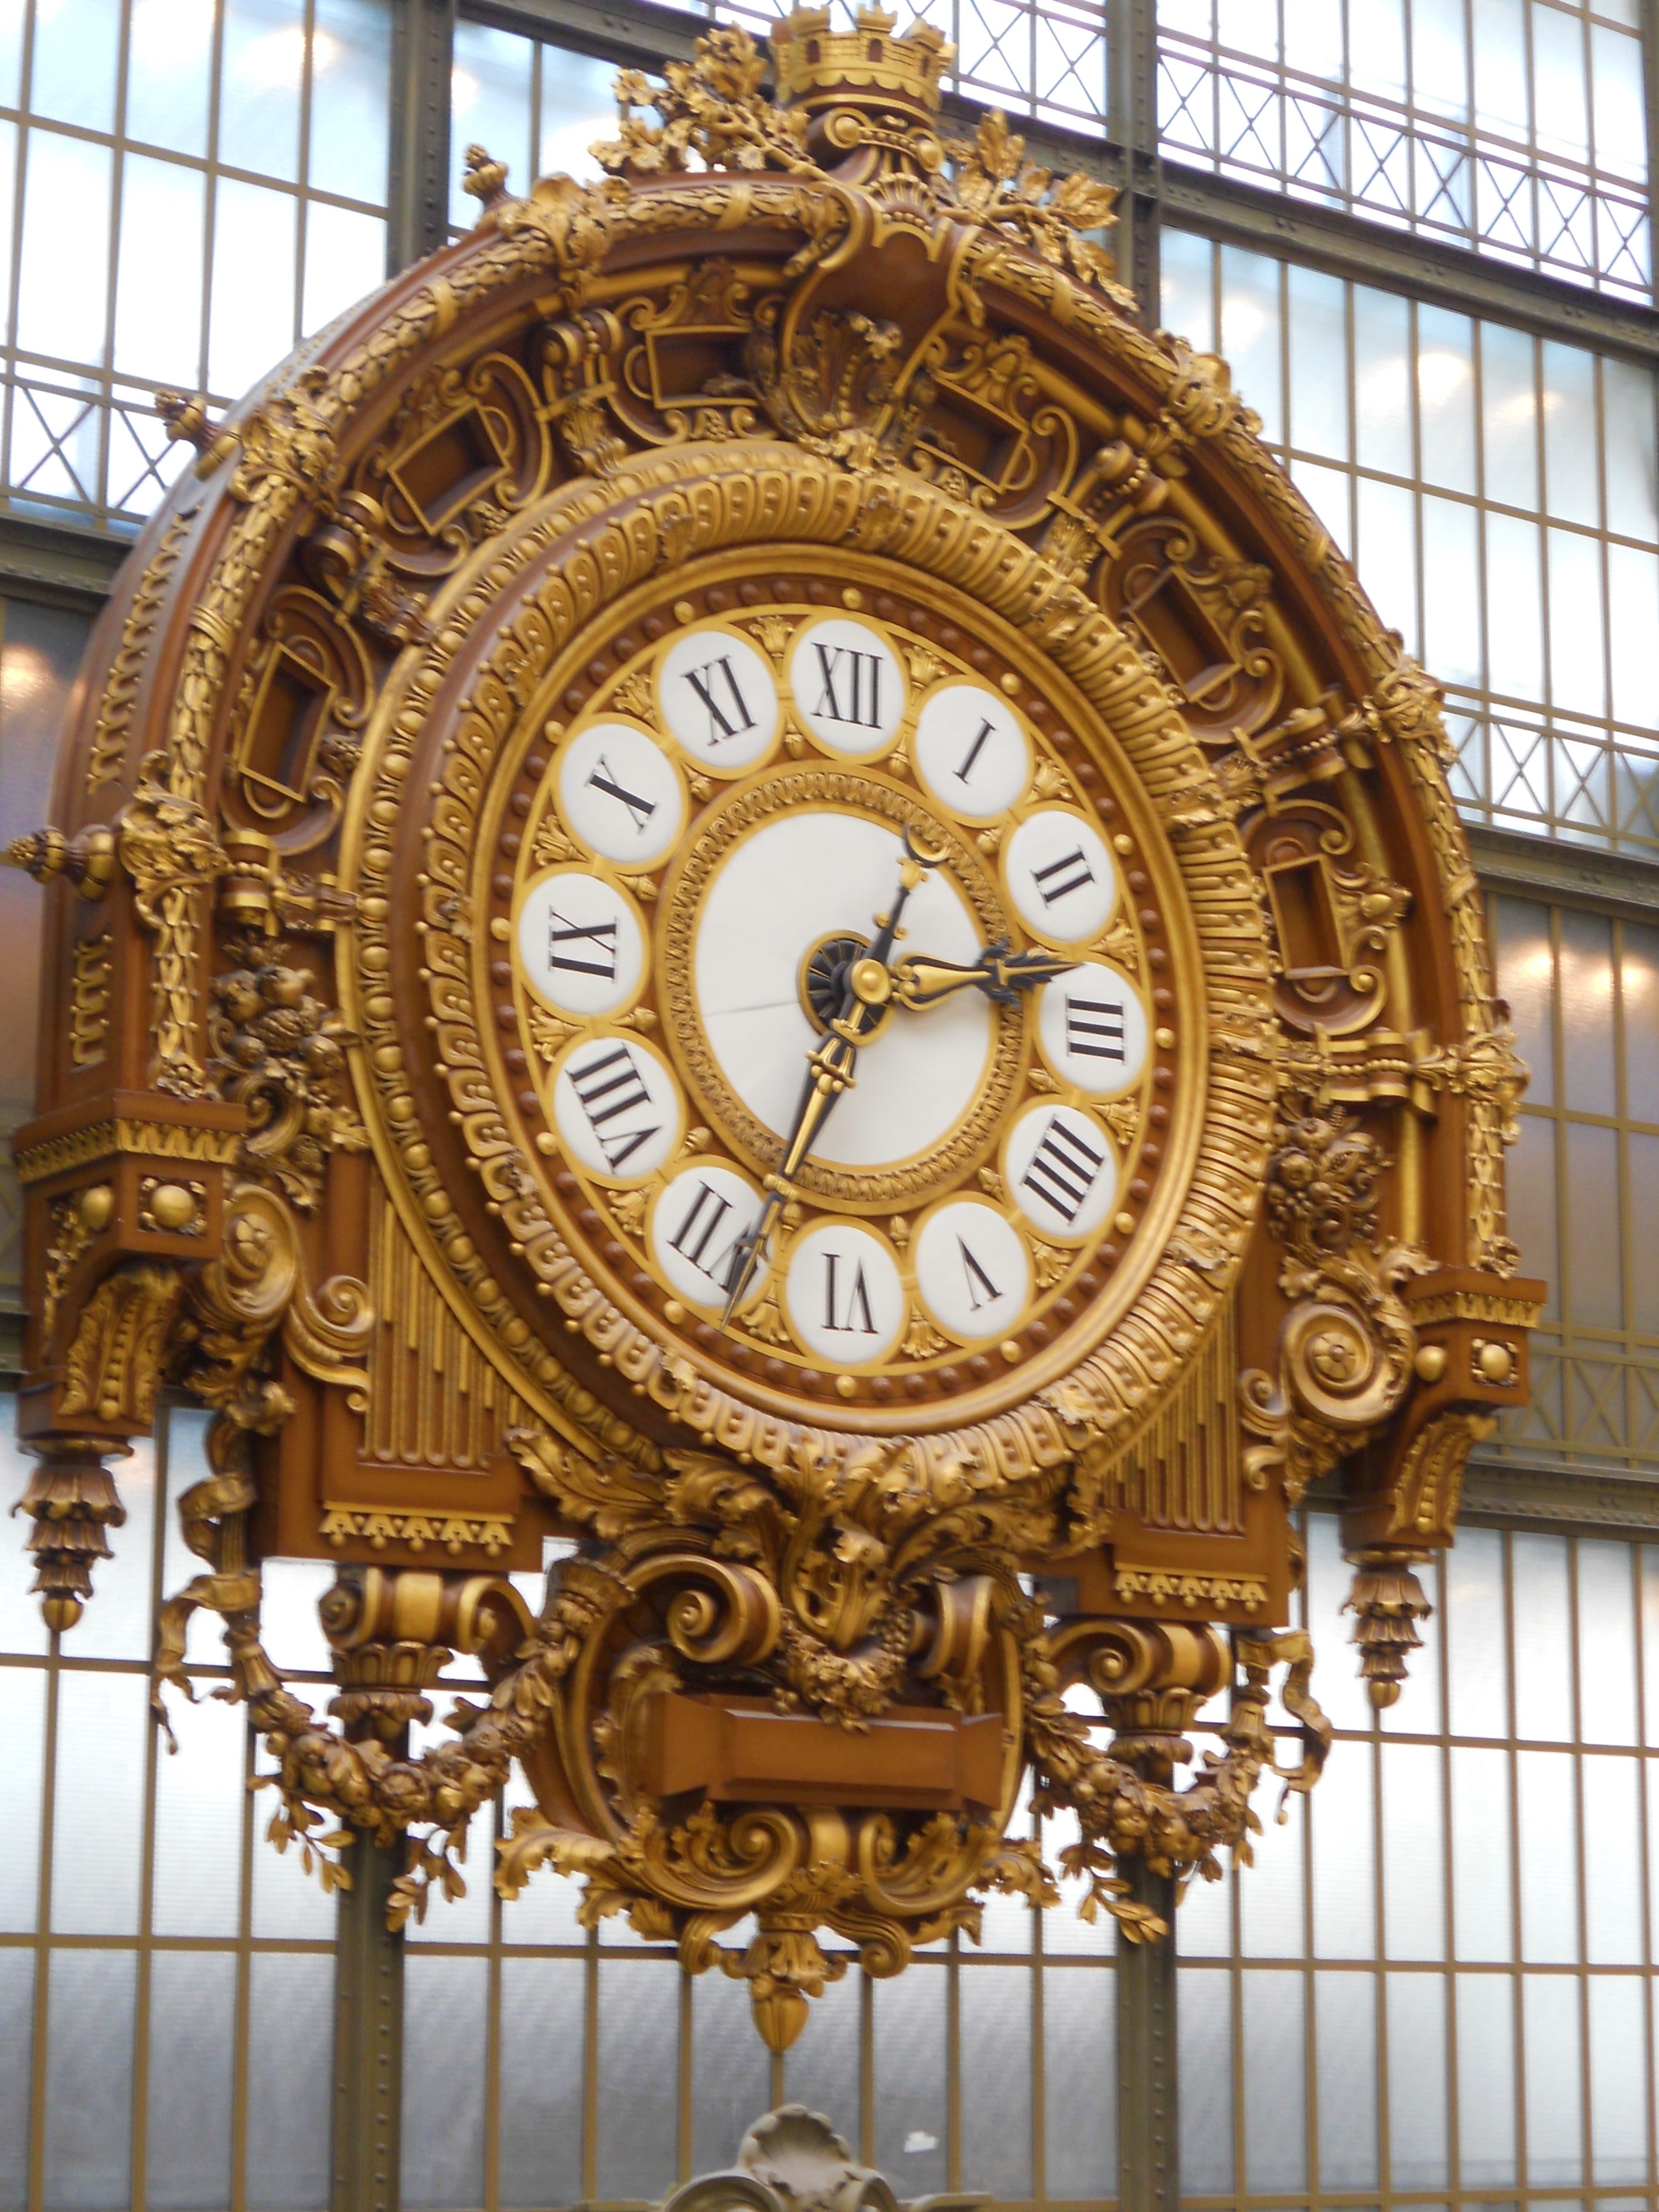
[1021,1117,1106,1226]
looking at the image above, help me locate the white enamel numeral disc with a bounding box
[913,1202,1032,1341]
[656,626,780,771]
[1004,809,1117,945]
[1004,1102,1118,1240]
[650,1163,769,1312]
[912,683,1031,822]
[517,871,646,1018]
[551,1034,683,1183]
[784,1219,905,1364]
[1037,960,1147,1099]
[789,619,906,757]
[694,812,992,1167]
[557,722,685,868]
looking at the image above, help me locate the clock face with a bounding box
[479,561,1187,1426]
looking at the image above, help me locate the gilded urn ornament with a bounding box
[6,6,1538,2052]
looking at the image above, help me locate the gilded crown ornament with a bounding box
[9,7,1537,2057]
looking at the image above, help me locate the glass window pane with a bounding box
[208,178,297,397]
[1508,1113,1558,1322]
[537,41,616,187]
[596,1959,680,2202]
[152,1686,245,1938]
[114,155,205,390]
[1484,512,1543,702]
[1517,1747,1580,1962]
[960,1966,1033,2197]
[1530,5,1589,168]
[1219,246,1282,443]
[220,0,305,185]
[1178,1968,1235,2195]
[1242,1969,1306,2190]
[310,0,392,206]
[499,1957,585,2210]
[52,1671,148,1935]
[127,0,213,157]
[247,1954,334,2212]
[0,1659,43,1932]
[145,1951,236,2211]
[1387,1971,1450,2188]
[1454,1969,1515,2186]
[43,1949,137,2210]
[1355,476,1419,659]
[1607,544,1659,730]
[1522,1971,1584,2184]
[1287,263,1347,460]
[1418,306,1476,493]
[874,1966,948,2193]
[1450,1746,1512,1961]
[403,1955,488,2211]
[1354,284,1412,478]
[1041,1966,1115,2197]
[1591,22,1647,182]
[1603,356,1658,543]
[1565,1120,1621,1328]
[1240,1786,1304,1958]
[1546,526,1606,717]
[1446,1523,1508,1736]
[1422,494,1481,690]
[0,1951,32,2210]
[17,129,111,367]
[1480,319,1539,516]
[1587,1974,1648,2183]
[1160,229,1216,353]
[301,200,384,339]
[1542,339,1602,528]
[1581,1753,1642,1964]
[1624,922,1659,1126]
[781,1965,860,2141]
[30,0,120,133]
[1311,1736,1375,1958]
[1559,911,1617,1112]
[1578,1540,1638,1743]
[1381,1741,1445,1959]
[450,23,535,226]
[1513,1533,1574,1739]
[1315,1969,1378,2186]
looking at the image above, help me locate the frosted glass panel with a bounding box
[1454,1971,1515,2186]
[873,1966,948,2196]
[52,1671,148,1935]
[499,1957,585,2210]
[145,1951,236,2211]
[960,1966,1033,2198]
[1522,1972,1584,2184]
[1586,1974,1647,2183]
[0,1666,44,1931]
[1446,1525,1508,1736]
[1512,1535,1573,1741]
[152,1688,246,1938]
[691,1972,772,2176]
[1387,1972,1449,2188]
[1315,1971,1378,2187]
[1042,1966,1115,2198]
[1311,1738,1374,1958]
[1381,1743,1445,1959]
[1581,1754,1642,1964]
[595,1960,679,2203]
[0,1950,32,2212]
[1578,1540,1638,1743]
[404,1954,489,2211]
[43,1948,137,2211]
[1450,1747,1512,1962]
[1178,1969,1234,2195]
[1243,1971,1306,2190]
[1517,1749,1580,1962]
[781,1964,861,2142]
[247,1954,334,2212]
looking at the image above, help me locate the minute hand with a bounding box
[892,943,1079,1010]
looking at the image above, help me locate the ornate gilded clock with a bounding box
[9,4,1539,2057]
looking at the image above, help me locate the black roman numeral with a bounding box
[822,1252,878,1334]
[680,655,755,744]
[668,1181,745,1289]
[586,754,656,834]
[1065,994,1126,1062]
[1021,1117,1106,1226]
[958,1237,1003,1311]
[1031,848,1095,906]
[955,718,994,783]
[546,908,618,980]
[567,1044,660,1174]
[813,644,882,728]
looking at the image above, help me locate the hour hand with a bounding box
[892,942,1078,1010]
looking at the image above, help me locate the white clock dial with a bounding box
[693,812,993,1168]
[517,870,646,1018]
[912,682,1031,822]
[656,625,779,771]
[550,1034,683,1182]
[785,1219,905,1364]
[913,1201,1032,1341]
[650,1162,770,1311]
[789,618,907,757]
[1037,961,1148,1098]
[1004,1102,1118,1240]
[1004,809,1118,945]
[557,722,685,867]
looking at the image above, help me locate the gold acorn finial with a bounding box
[462,144,510,216]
